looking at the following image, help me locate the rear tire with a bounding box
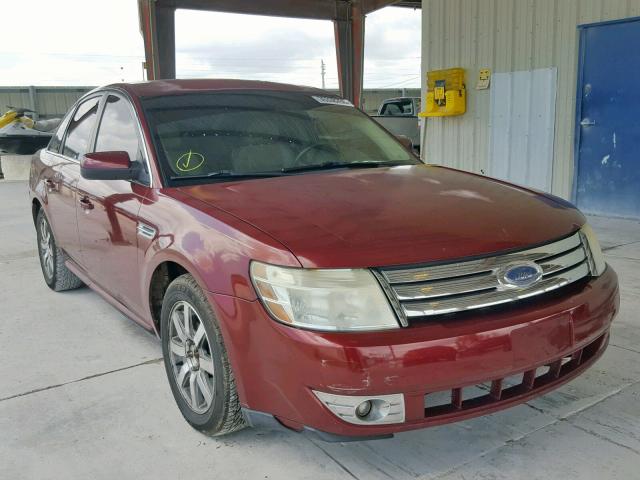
[36,209,84,292]
[161,274,246,436]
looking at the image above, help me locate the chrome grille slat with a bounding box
[394,272,497,300]
[391,237,586,302]
[403,262,589,317]
[381,233,582,284]
[539,246,585,276]
[377,232,591,322]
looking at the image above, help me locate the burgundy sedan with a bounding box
[29,80,618,441]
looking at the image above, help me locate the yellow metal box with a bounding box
[420,68,466,117]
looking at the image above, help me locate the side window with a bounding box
[47,110,73,153]
[62,97,100,160]
[381,103,400,116]
[95,95,149,184]
[381,100,413,116]
[95,95,141,162]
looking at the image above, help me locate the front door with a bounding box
[44,95,102,263]
[575,18,640,218]
[76,94,151,317]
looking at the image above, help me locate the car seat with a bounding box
[231,115,297,173]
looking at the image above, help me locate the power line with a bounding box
[376,75,421,88]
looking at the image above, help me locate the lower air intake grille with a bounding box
[423,333,607,419]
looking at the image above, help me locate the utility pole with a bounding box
[321,59,326,90]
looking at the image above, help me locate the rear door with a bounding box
[76,93,151,317]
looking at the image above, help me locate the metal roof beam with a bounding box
[153,0,413,19]
[155,0,339,20]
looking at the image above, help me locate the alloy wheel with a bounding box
[168,301,216,414]
[39,216,54,280]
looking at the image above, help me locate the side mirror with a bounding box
[396,134,413,151]
[81,151,137,181]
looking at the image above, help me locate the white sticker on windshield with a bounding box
[311,95,354,107]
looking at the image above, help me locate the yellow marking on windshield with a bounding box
[176,150,205,172]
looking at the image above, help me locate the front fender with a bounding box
[137,189,301,334]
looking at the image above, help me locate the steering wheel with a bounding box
[294,143,338,164]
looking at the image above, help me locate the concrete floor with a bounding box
[0,155,31,181]
[1,180,639,480]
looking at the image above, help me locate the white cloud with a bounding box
[175,9,339,88]
[0,0,144,85]
[175,6,421,89]
[364,6,422,88]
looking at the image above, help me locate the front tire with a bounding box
[161,274,246,436]
[36,209,83,292]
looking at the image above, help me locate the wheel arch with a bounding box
[32,197,42,225]
[145,250,252,414]
[146,253,210,337]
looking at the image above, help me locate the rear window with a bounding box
[142,91,415,184]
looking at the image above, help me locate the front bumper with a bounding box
[209,266,619,439]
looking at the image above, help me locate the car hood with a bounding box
[177,165,585,268]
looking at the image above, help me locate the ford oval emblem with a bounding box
[498,262,543,288]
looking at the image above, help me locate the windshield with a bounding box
[142,91,418,185]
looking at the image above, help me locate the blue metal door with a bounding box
[575,18,640,219]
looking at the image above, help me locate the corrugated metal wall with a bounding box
[421,0,640,199]
[489,67,557,191]
[0,87,93,119]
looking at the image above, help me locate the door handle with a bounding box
[44,179,56,191]
[79,196,94,211]
[580,118,596,126]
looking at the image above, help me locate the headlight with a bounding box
[580,223,606,276]
[250,261,400,331]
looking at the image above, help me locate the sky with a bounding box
[0,0,420,89]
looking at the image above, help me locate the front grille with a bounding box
[376,231,591,325]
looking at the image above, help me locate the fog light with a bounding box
[313,390,405,426]
[356,400,372,418]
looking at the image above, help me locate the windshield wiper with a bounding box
[281,161,413,174]
[170,161,416,180]
[170,170,285,181]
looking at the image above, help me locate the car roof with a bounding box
[101,79,330,99]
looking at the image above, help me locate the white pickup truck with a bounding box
[370,97,422,152]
